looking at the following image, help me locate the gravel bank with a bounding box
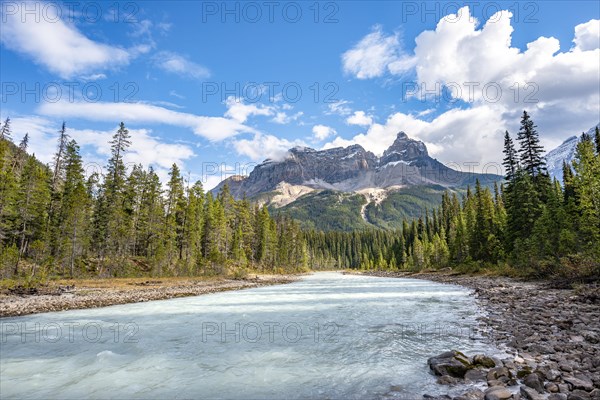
[361,271,600,399]
[0,275,297,318]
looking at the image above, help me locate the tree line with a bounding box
[304,112,600,279]
[1,112,598,282]
[0,120,308,281]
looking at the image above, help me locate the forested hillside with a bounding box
[306,112,600,279]
[1,111,598,283]
[0,119,308,282]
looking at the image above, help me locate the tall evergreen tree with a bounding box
[57,140,91,276]
[516,111,546,178]
[502,130,518,182]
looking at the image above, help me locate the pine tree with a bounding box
[572,135,600,255]
[595,126,600,155]
[13,155,51,275]
[57,140,91,276]
[164,163,186,265]
[52,122,69,191]
[502,130,518,182]
[517,111,546,178]
[96,122,132,264]
[0,118,11,140]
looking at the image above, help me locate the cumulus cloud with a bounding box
[342,25,415,79]
[154,51,210,79]
[232,133,307,162]
[324,105,507,170]
[312,125,337,141]
[0,2,132,79]
[573,19,600,51]
[338,9,600,161]
[346,111,373,126]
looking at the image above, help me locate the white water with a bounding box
[0,272,501,399]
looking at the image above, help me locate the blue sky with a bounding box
[1,1,599,188]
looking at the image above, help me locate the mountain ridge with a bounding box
[213,131,501,199]
[545,123,600,183]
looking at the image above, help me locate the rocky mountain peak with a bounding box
[381,131,428,165]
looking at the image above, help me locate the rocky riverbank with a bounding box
[361,271,600,400]
[0,275,297,317]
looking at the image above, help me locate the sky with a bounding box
[1,1,599,189]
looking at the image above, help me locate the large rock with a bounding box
[565,376,594,392]
[427,350,472,378]
[465,368,488,382]
[567,390,591,400]
[488,367,512,383]
[454,388,485,400]
[484,386,513,400]
[473,354,497,368]
[549,394,568,400]
[524,372,545,393]
[521,386,544,400]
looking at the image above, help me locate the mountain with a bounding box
[545,123,599,183]
[213,132,502,230]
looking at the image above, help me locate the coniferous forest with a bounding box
[0,111,599,283]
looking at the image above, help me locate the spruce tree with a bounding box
[517,111,546,178]
[572,135,600,254]
[58,140,90,276]
[502,130,518,182]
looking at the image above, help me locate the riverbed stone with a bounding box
[546,382,560,393]
[565,376,594,392]
[523,372,545,393]
[548,394,568,400]
[428,351,472,378]
[437,375,460,385]
[488,367,511,384]
[453,388,485,400]
[568,390,591,400]
[521,385,545,400]
[465,368,487,382]
[484,387,513,400]
[473,354,496,368]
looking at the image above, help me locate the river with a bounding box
[0,272,501,399]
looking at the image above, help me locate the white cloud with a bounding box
[154,51,211,79]
[0,2,132,79]
[339,10,600,157]
[327,100,353,116]
[346,111,373,126]
[80,73,107,81]
[271,111,303,124]
[573,19,600,51]
[232,133,306,162]
[9,116,195,181]
[169,90,186,99]
[341,25,414,79]
[312,125,336,141]
[324,105,507,169]
[224,97,273,123]
[38,101,256,141]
